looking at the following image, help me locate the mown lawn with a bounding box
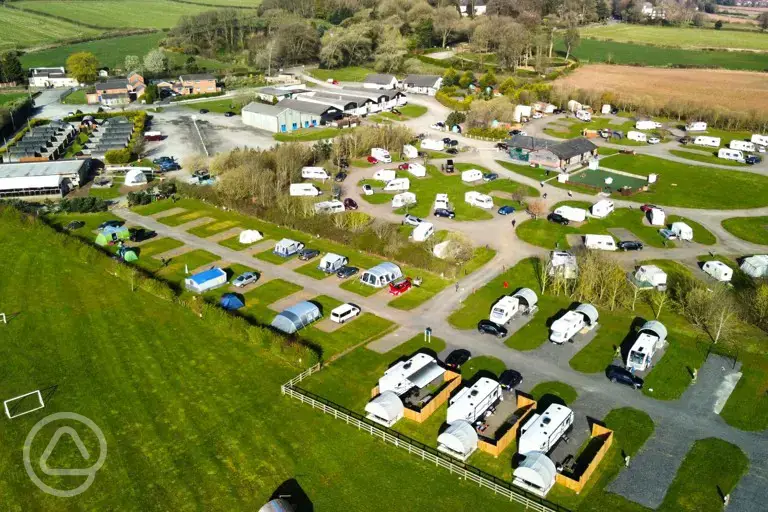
[183,97,246,115]
[544,116,664,145]
[460,356,507,381]
[309,66,375,82]
[721,216,768,245]
[529,381,579,405]
[719,355,768,431]
[273,127,342,142]
[0,92,27,105]
[579,23,768,51]
[61,88,88,105]
[669,149,747,167]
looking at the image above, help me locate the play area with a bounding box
[567,168,647,193]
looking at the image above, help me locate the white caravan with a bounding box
[378,353,444,396]
[584,234,617,251]
[567,99,582,112]
[314,200,344,214]
[670,221,693,241]
[554,206,587,223]
[465,191,493,209]
[391,192,417,208]
[549,251,578,279]
[412,222,435,242]
[741,255,768,278]
[702,260,733,282]
[489,289,538,325]
[549,304,598,344]
[301,166,329,180]
[383,178,410,191]
[694,136,721,148]
[729,140,755,153]
[601,104,612,114]
[405,162,426,177]
[518,404,574,455]
[627,321,667,372]
[371,147,392,163]
[402,144,418,159]
[751,134,768,147]
[373,169,396,182]
[318,253,348,273]
[434,193,449,211]
[446,378,503,425]
[685,122,707,132]
[461,169,483,183]
[421,138,445,151]
[289,183,322,196]
[575,109,592,122]
[649,207,665,226]
[718,148,745,162]
[635,120,662,130]
[634,265,668,290]
[591,199,614,219]
[627,131,647,143]
[514,105,533,122]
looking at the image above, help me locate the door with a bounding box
[281,125,286,132]
[292,123,298,130]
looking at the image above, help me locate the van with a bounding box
[729,140,755,153]
[718,148,745,162]
[289,183,321,196]
[627,131,647,142]
[373,169,396,182]
[330,303,361,324]
[575,109,591,122]
[301,166,329,180]
[383,178,410,191]
[371,147,391,163]
[421,139,445,151]
[584,234,617,251]
[694,136,721,148]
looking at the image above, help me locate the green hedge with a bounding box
[435,89,474,111]
[170,91,224,102]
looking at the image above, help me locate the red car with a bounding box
[388,277,412,296]
[640,204,659,213]
[343,198,358,210]
[397,163,410,171]
[367,156,378,164]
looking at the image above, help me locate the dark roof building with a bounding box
[549,138,598,160]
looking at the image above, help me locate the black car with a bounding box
[445,159,455,173]
[509,129,521,136]
[553,109,564,115]
[496,142,509,151]
[446,139,459,147]
[98,220,123,230]
[199,108,209,114]
[618,241,644,251]
[445,148,459,155]
[434,208,455,219]
[336,266,359,279]
[547,213,570,225]
[129,228,156,242]
[224,111,235,117]
[746,155,761,165]
[334,172,347,182]
[442,137,452,144]
[606,365,644,389]
[445,349,471,369]
[298,248,320,261]
[160,162,181,172]
[483,173,499,182]
[499,369,523,390]
[477,319,508,338]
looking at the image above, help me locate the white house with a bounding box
[670,221,693,241]
[518,404,574,455]
[401,75,442,96]
[446,377,502,424]
[627,320,667,372]
[741,255,768,278]
[29,67,78,88]
[362,73,399,90]
[702,260,733,282]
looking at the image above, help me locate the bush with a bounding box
[435,89,474,111]
[466,127,509,140]
[170,91,224,102]
[446,111,466,127]
[59,197,109,213]
[127,191,152,206]
[105,148,132,164]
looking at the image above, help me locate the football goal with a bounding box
[4,390,46,419]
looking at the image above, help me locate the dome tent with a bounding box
[574,303,599,326]
[639,320,667,341]
[513,451,557,497]
[220,293,245,311]
[95,225,129,246]
[512,288,538,308]
[239,229,263,244]
[437,420,478,461]
[365,391,404,427]
[118,245,138,262]
[125,169,148,186]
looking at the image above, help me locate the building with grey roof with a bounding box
[363,74,399,90]
[0,159,91,198]
[401,75,442,96]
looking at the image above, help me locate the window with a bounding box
[292,123,298,130]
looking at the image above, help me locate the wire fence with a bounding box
[281,365,568,512]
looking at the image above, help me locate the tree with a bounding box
[124,55,142,73]
[446,111,466,127]
[674,278,738,345]
[563,26,581,61]
[319,24,374,68]
[458,70,476,89]
[142,84,159,104]
[374,28,408,73]
[759,12,768,31]
[433,6,460,48]
[143,49,168,75]
[66,52,99,83]
[596,0,611,20]
[479,69,497,90]
[0,51,24,84]
[442,67,459,87]
[714,19,723,30]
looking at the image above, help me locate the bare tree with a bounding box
[648,289,669,319]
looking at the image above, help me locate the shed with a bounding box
[184,267,227,294]
[318,252,347,273]
[271,301,321,334]
[360,262,403,288]
[239,229,263,244]
[639,320,667,341]
[671,222,693,241]
[365,391,404,427]
[513,452,557,497]
[512,288,538,309]
[741,255,768,278]
[124,169,148,186]
[574,303,599,326]
[274,238,304,257]
[437,420,478,461]
[220,293,245,311]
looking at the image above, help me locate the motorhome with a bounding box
[318,253,348,273]
[433,193,449,211]
[489,288,538,325]
[584,234,617,251]
[649,207,665,226]
[314,200,344,214]
[685,122,707,132]
[391,192,417,208]
[518,404,574,455]
[751,134,768,147]
[402,144,418,159]
[406,162,426,177]
[549,304,598,344]
[634,265,668,290]
[627,321,667,372]
[461,169,483,183]
[289,183,321,196]
[627,131,647,143]
[421,138,445,151]
[694,136,721,148]
[371,147,392,163]
[575,109,592,122]
[384,178,410,191]
[378,353,444,396]
[590,199,614,219]
[554,206,587,223]
[446,378,503,425]
[465,191,493,209]
[729,140,755,153]
[412,221,435,242]
[702,260,733,282]
[718,148,745,163]
[635,120,661,130]
[373,169,396,182]
[670,221,693,241]
[301,166,330,180]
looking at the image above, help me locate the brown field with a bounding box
[707,12,758,25]
[555,64,768,115]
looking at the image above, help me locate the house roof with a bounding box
[0,160,87,180]
[549,138,598,160]
[508,135,558,151]
[95,79,128,91]
[243,102,288,116]
[403,74,441,88]
[180,73,216,82]
[364,73,397,85]
[278,98,339,116]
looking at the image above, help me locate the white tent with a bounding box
[513,452,557,497]
[239,229,263,244]
[461,169,483,183]
[671,222,693,241]
[392,192,417,208]
[554,206,587,223]
[360,262,403,287]
[318,252,347,273]
[274,238,304,257]
[741,255,768,278]
[575,303,599,326]
[437,420,478,461]
[124,169,147,186]
[365,391,404,427]
[639,320,667,341]
[512,288,538,309]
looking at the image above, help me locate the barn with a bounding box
[0,159,90,199]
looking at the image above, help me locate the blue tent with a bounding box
[220,293,245,311]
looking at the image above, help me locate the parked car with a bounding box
[477,319,508,338]
[343,198,358,210]
[160,162,180,171]
[498,205,516,216]
[367,156,378,164]
[152,156,176,165]
[553,108,564,115]
[298,248,320,261]
[434,208,455,219]
[445,159,455,173]
[446,139,459,147]
[442,137,452,144]
[334,172,347,182]
[430,122,445,130]
[496,142,509,151]
[618,241,644,251]
[391,108,401,115]
[532,112,543,119]
[330,303,361,324]
[445,148,459,155]
[746,155,762,165]
[362,184,374,196]
[402,214,422,227]
[224,111,235,117]
[129,227,156,242]
[659,229,677,240]
[483,173,499,182]
[199,108,209,114]
[648,137,661,144]
[679,136,691,145]
[640,204,658,213]
[547,213,570,225]
[65,220,85,230]
[445,349,471,369]
[98,220,123,230]
[499,369,523,390]
[232,271,259,287]
[397,163,410,170]
[509,129,521,136]
[388,277,412,296]
[336,266,359,279]
[606,365,644,389]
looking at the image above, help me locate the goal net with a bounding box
[4,390,45,419]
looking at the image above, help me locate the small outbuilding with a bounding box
[365,391,404,427]
[239,229,263,244]
[271,301,322,334]
[360,262,403,288]
[741,255,768,278]
[184,267,227,294]
[124,169,148,186]
[437,420,478,461]
[513,452,557,497]
[220,293,245,311]
[671,222,693,241]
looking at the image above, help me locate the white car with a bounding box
[648,137,661,144]
[758,146,766,153]
[532,112,543,119]
[330,303,361,324]
[402,214,422,227]
[362,184,374,196]
[519,131,528,136]
[232,272,258,287]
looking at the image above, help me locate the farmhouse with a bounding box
[179,74,220,95]
[88,73,145,105]
[0,159,90,199]
[363,73,399,90]
[400,75,442,96]
[28,67,78,88]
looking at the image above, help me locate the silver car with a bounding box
[402,214,422,227]
[232,272,258,287]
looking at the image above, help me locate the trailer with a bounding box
[433,193,449,211]
[421,138,445,151]
[702,260,733,282]
[635,120,660,130]
[489,288,538,325]
[405,162,426,177]
[446,377,503,425]
[412,221,434,242]
[301,166,329,180]
[729,140,755,153]
[289,183,321,196]
[314,200,344,214]
[144,131,163,141]
[751,134,768,147]
[567,100,582,112]
[648,207,665,226]
[575,109,592,122]
[383,178,410,191]
[627,131,647,143]
[402,144,418,159]
[371,147,392,163]
[627,321,667,372]
[392,192,417,208]
[685,122,707,132]
[554,205,587,223]
[465,191,493,209]
[373,169,396,182]
[514,105,533,122]
[518,404,574,455]
[590,199,614,219]
[718,148,745,163]
[549,304,598,344]
[461,169,483,183]
[694,136,721,148]
[584,234,617,251]
[634,265,667,290]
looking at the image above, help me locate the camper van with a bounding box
[489,289,538,325]
[412,222,435,242]
[371,147,392,163]
[461,169,483,183]
[671,221,693,241]
[549,304,598,344]
[289,183,321,196]
[518,404,574,455]
[421,138,445,151]
[685,122,707,132]
[702,260,733,282]
[575,109,592,122]
[406,162,426,177]
[330,303,361,324]
[446,378,503,425]
[591,199,614,219]
[718,148,745,163]
[751,134,768,147]
[635,120,661,130]
[314,200,345,214]
[627,131,647,143]
[318,253,348,273]
[301,166,330,180]
[649,207,665,226]
[383,178,410,191]
[554,206,587,223]
[584,234,617,251]
[434,193,449,211]
[391,192,417,208]
[627,321,667,372]
[402,144,418,159]
[465,191,493,209]
[729,140,755,153]
[373,169,396,182]
[694,136,721,148]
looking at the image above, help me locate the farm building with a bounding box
[507,136,597,170]
[184,267,228,294]
[179,74,221,95]
[741,255,768,278]
[363,74,399,90]
[88,73,145,105]
[400,75,442,96]
[254,85,310,103]
[0,159,90,199]
[271,301,322,334]
[243,102,330,133]
[28,67,78,88]
[5,121,77,162]
[360,262,403,288]
[297,88,407,113]
[86,117,135,158]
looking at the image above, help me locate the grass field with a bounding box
[273,127,342,142]
[309,66,375,82]
[721,216,768,245]
[669,149,747,167]
[16,0,211,29]
[0,8,98,50]
[184,98,246,115]
[529,381,579,405]
[0,92,27,105]
[61,88,88,105]
[579,24,768,50]
[179,0,261,5]
[544,117,665,145]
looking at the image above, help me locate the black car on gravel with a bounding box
[547,213,570,225]
[434,208,455,219]
[477,319,508,338]
[606,365,644,389]
[336,266,359,279]
[298,248,320,261]
[445,349,471,369]
[618,241,644,251]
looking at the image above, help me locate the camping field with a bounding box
[721,216,768,245]
[578,24,768,51]
[0,7,99,50]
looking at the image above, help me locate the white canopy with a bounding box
[124,169,147,186]
[575,303,599,325]
[512,288,538,308]
[513,452,557,497]
[365,391,404,427]
[437,420,478,460]
[239,229,263,244]
[640,320,667,341]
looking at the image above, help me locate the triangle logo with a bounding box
[39,427,92,477]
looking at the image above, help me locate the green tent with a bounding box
[95,225,130,246]
[123,249,138,262]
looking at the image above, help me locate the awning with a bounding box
[408,361,445,389]
[575,303,599,325]
[365,391,404,424]
[639,320,667,341]
[437,420,478,456]
[513,288,538,308]
[513,451,557,496]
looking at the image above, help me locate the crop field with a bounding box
[579,24,768,51]
[180,0,261,5]
[15,0,211,29]
[20,32,164,69]
[556,64,768,118]
[0,8,98,50]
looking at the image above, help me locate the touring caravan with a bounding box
[371,147,392,163]
[373,169,396,182]
[465,191,493,209]
[649,207,665,226]
[694,136,721,148]
[584,234,617,251]
[567,100,582,112]
[634,265,667,290]
[670,221,693,241]
[702,260,733,282]
[301,166,329,180]
[406,162,426,177]
[751,134,768,147]
[412,221,435,242]
[384,178,410,191]
[273,238,304,257]
[627,131,647,143]
[402,144,418,159]
[575,109,592,122]
[421,139,445,151]
[434,193,449,211]
[554,206,587,223]
[514,105,533,122]
[391,192,417,208]
[289,183,321,196]
[461,169,483,183]
[601,104,612,114]
[314,200,344,214]
[549,251,578,279]
[446,378,503,425]
[718,148,745,163]
[636,120,661,130]
[741,255,768,278]
[489,288,538,325]
[627,321,667,372]
[518,404,574,455]
[686,122,707,132]
[549,304,598,344]
[730,140,755,153]
[591,199,614,219]
[318,253,348,273]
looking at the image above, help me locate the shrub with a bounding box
[59,196,109,213]
[466,127,509,140]
[105,148,132,164]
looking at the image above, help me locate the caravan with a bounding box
[741,255,768,278]
[434,193,449,211]
[446,378,503,425]
[289,183,322,196]
[461,169,483,183]
[554,206,587,223]
[518,404,574,455]
[549,304,598,344]
[489,288,538,325]
[670,221,693,241]
[412,222,435,242]
[751,134,768,147]
[301,166,329,180]
[627,321,667,372]
[694,136,721,148]
[635,120,661,130]
[318,253,348,273]
[648,207,666,226]
[371,148,392,163]
[421,138,445,151]
[384,178,410,191]
[686,121,707,132]
[590,199,614,219]
[391,192,417,208]
[314,200,345,214]
[634,265,668,290]
[402,144,418,159]
[405,162,426,177]
[584,234,617,251]
[373,169,396,182]
[718,148,745,162]
[702,260,733,282]
[730,140,755,153]
[627,131,647,143]
[465,191,493,209]
[575,109,592,122]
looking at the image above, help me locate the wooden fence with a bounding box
[282,367,568,512]
[478,395,537,458]
[370,370,463,423]
[555,423,614,494]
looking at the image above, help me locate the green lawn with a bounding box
[721,216,768,245]
[88,185,122,200]
[184,97,246,115]
[255,248,294,265]
[339,278,382,297]
[309,66,375,82]
[61,88,89,105]
[153,249,221,285]
[528,381,579,405]
[294,260,332,280]
[544,116,663,145]
[273,127,342,142]
[460,356,507,381]
[669,149,747,167]
[0,7,98,50]
[0,92,27,105]
[720,355,768,431]
[187,219,241,238]
[579,23,768,51]
[44,211,121,242]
